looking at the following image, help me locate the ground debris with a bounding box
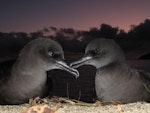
[29,97,48,105]
[21,104,61,113]
[117,105,124,113]
[47,96,102,107]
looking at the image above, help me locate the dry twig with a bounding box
[48,96,102,107]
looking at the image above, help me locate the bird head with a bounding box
[70,38,125,69]
[19,38,79,78]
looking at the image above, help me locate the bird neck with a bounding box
[11,59,46,79]
[97,60,129,74]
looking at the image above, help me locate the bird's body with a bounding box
[71,38,150,103]
[95,62,150,103]
[0,60,49,104]
[0,38,79,105]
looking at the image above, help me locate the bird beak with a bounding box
[70,56,92,69]
[56,61,79,78]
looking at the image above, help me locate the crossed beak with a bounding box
[70,56,92,69]
[56,61,79,78]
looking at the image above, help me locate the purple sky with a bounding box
[0,0,150,33]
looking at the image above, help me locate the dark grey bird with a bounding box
[70,38,150,103]
[0,37,79,105]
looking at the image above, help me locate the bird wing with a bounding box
[138,70,150,92]
[139,70,150,79]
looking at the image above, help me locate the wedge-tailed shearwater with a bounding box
[71,38,150,103]
[0,37,79,105]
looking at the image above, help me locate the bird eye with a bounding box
[48,51,55,57]
[48,51,61,59]
[86,48,101,56]
[94,48,101,54]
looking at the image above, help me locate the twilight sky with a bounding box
[0,0,150,33]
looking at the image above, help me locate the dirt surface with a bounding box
[0,102,149,113]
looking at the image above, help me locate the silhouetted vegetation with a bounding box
[0,19,150,60]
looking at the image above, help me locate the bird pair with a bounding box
[0,37,149,105]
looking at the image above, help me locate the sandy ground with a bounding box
[0,102,149,113]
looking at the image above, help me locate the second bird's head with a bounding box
[70,38,125,69]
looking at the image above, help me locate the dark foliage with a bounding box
[0,19,150,59]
